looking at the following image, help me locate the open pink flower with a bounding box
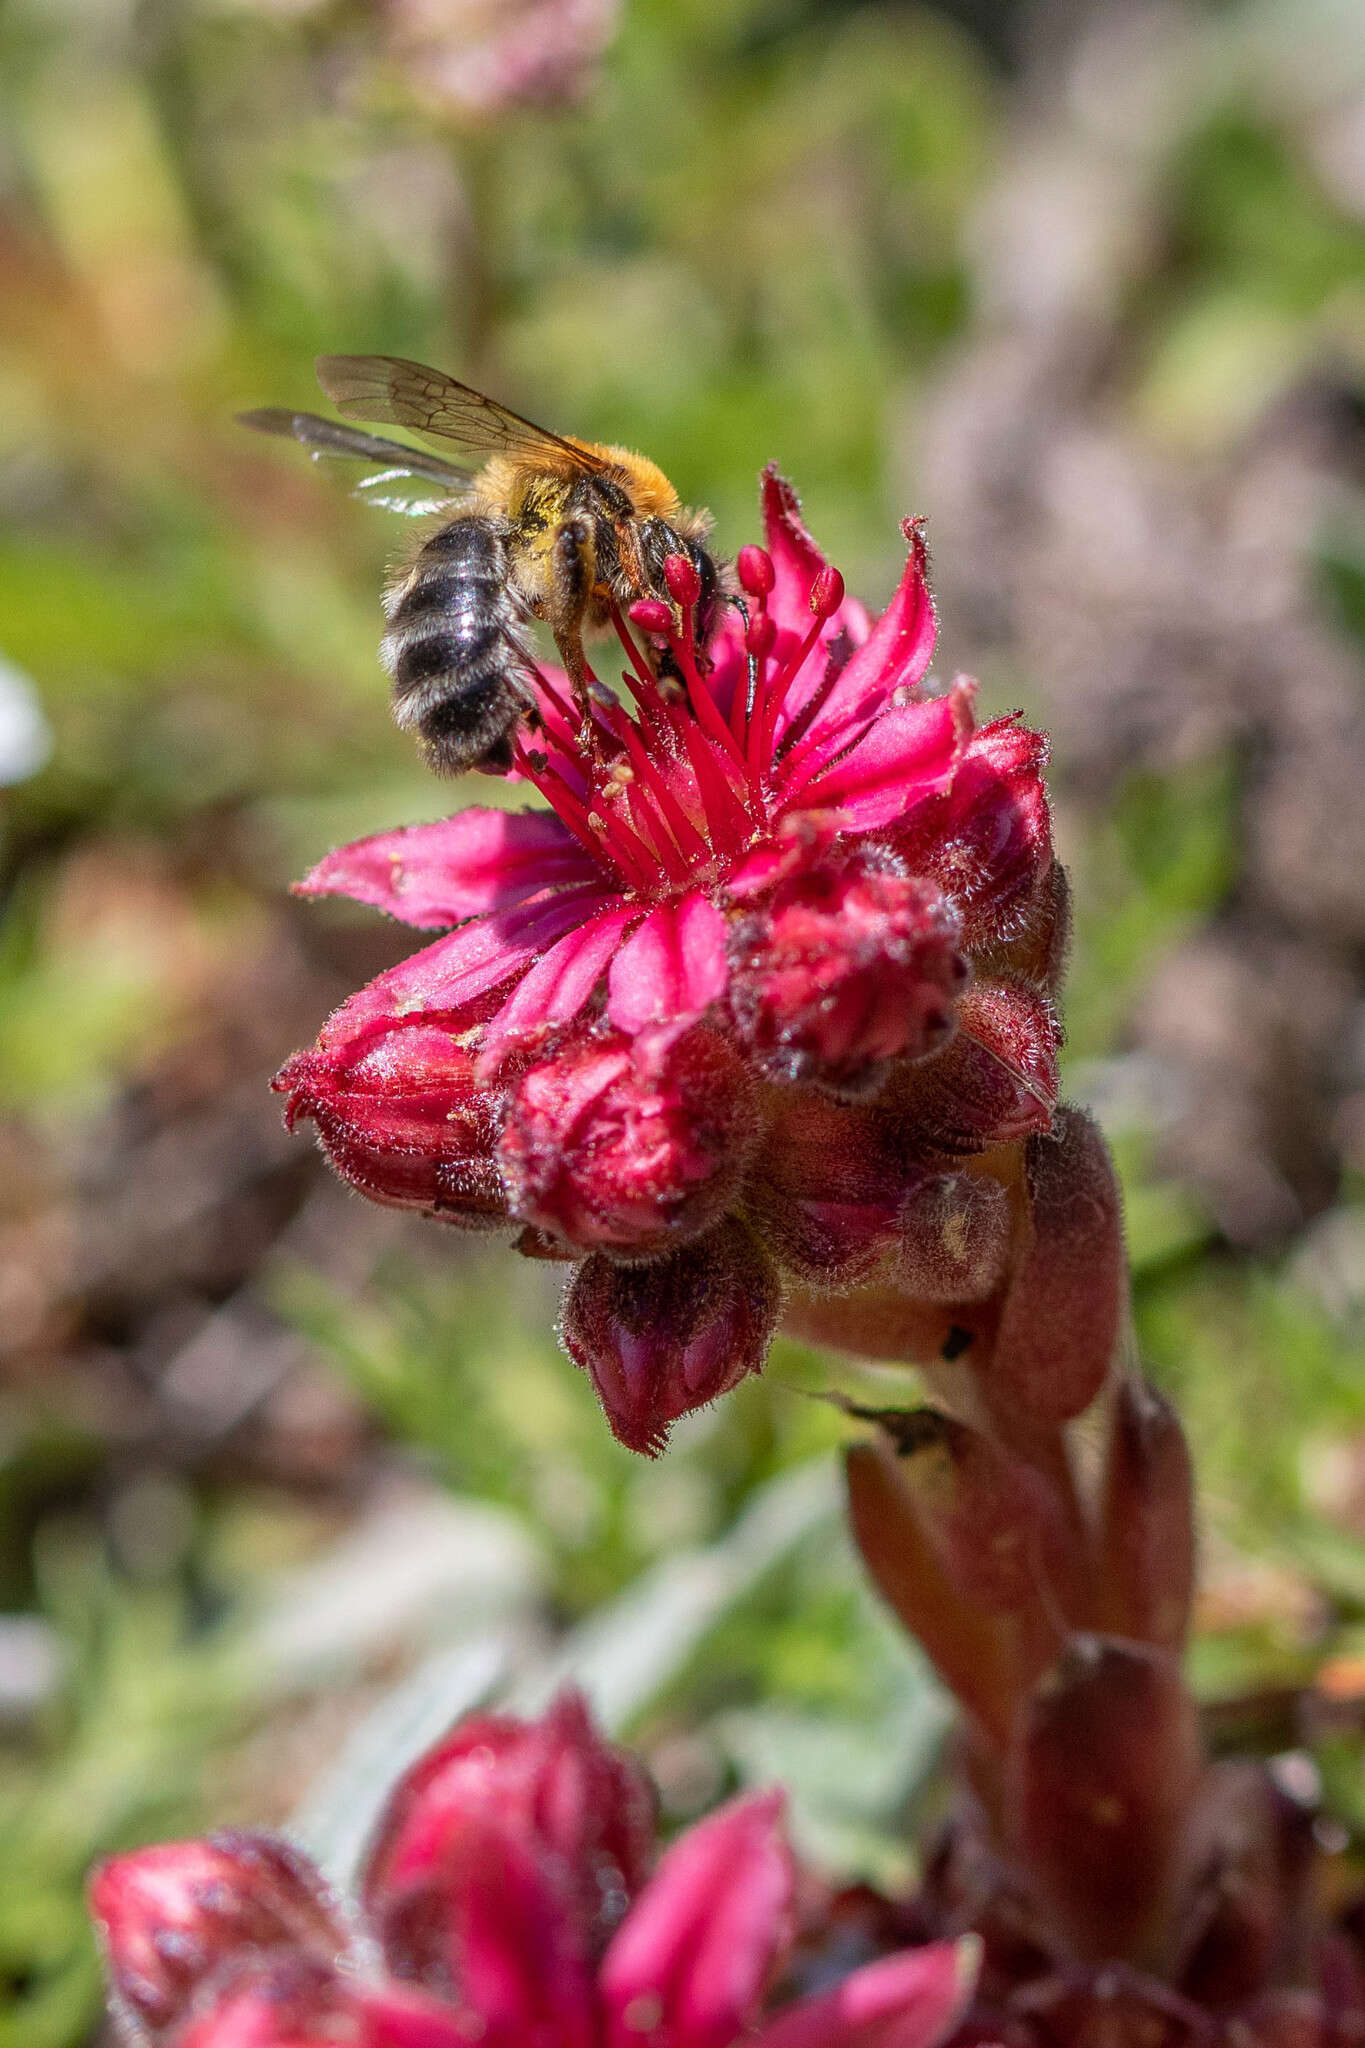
[89,1691,977,2048]
[276,470,1062,1451]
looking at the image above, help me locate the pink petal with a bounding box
[479,906,638,1070]
[761,468,869,647]
[751,1941,980,2048]
[774,520,936,758]
[781,691,966,832]
[601,1790,793,2048]
[606,893,729,1038]
[297,809,599,929]
[311,885,618,1055]
[444,1819,599,2048]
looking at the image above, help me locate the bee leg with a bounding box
[546,518,597,717]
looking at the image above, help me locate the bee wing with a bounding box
[238,406,474,514]
[314,355,606,474]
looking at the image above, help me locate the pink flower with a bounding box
[389,0,621,119]
[89,1692,978,2048]
[276,470,1062,1451]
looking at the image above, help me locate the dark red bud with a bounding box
[88,1834,345,2043]
[274,1026,507,1227]
[744,1094,909,1290]
[499,1029,755,1258]
[989,1108,1124,1423]
[1097,1377,1195,1652]
[561,1217,779,1455]
[896,1170,1013,1304]
[663,553,701,608]
[1009,1636,1201,1965]
[629,599,673,635]
[737,545,776,599]
[809,565,845,618]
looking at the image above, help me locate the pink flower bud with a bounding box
[499,1029,755,1257]
[561,1216,780,1454]
[88,1834,346,2043]
[731,857,966,1095]
[895,1170,1013,1303]
[1009,1637,1201,1965]
[737,545,775,599]
[274,1024,507,1226]
[890,717,1052,953]
[629,598,673,634]
[363,1691,655,1976]
[745,1094,909,1289]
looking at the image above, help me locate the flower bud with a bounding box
[88,1834,346,2043]
[1097,1378,1195,1652]
[499,1029,754,1258]
[561,1217,779,1454]
[731,856,965,1095]
[890,717,1052,952]
[363,1692,655,1977]
[1009,1637,1201,1965]
[744,1094,909,1290]
[895,1169,1013,1303]
[274,1024,506,1226]
[988,1109,1123,1423]
[885,977,1058,1156]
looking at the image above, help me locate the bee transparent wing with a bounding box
[238,408,473,514]
[349,470,465,517]
[314,355,604,473]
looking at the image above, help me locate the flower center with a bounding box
[509,549,846,898]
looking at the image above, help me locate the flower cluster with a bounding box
[90,1691,977,2048]
[276,471,1063,1451]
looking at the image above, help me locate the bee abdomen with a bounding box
[382,516,526,775]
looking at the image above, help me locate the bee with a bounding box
[240,356,720,776]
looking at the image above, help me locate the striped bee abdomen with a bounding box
[382,514,526,775]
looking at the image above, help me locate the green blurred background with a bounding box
[2,0,1365,2039]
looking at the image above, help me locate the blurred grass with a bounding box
[1,0,1365,2041]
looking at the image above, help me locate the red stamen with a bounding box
[737,545,775,600]
[614,716,711,867]
[761,611,827,760]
